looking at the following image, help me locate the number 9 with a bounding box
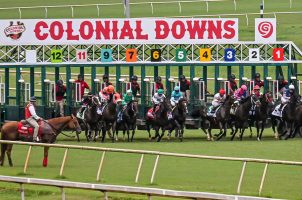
[153,51,159,59]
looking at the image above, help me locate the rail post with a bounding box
[135,154,144,183]
[23,145,32,174]
[96,151,106,182]
[150,154,160,184]
[60,148,69,177]
[237,161,247,194]
[258,163,269,196]
[20,183,25,200]
[61,187,65,200]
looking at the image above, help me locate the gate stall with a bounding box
[43,79,56,118]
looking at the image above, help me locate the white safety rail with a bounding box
[1,42,301,65]
[0,140,302,197]
[0,176,276,200]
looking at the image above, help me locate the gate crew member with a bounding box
[128,75,141,98]
[102,74,112,88]
[253,73,264,88]
[211,89,226,113]
[75,74,90,99]
[170,86,183,107]
[155,76,164,92]
[55,80,66,117]
[179,75,190,102]
[228,74,238,95]
[25,96,42,142]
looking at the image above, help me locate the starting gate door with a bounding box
[143,78,155,107]
[266,77,279,100]
[43,79,56,118]
[192,78,205,106]
[118,78,131,95]
[217,78,229,94]
[241,77,254,94]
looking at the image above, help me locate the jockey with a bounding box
[152,89,165,113]
[129,75,141,97]
[252,85,261,98]
[78,92,93,118]
[179,75,190,102]
[170,86,183,107]
[122,89,134,107]
[279,84,295,111]
[25,96,42,142]
[102,74,112,88]
[228,74,238,94]
[155,76,164,92]
[211,89,226,112]
[278,75,288,93]
[253,73,264,88]
[234,85,249,103]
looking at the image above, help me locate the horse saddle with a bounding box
[18,120,43,138]
[207,106,220,118]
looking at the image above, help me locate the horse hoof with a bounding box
[257,137,261,141]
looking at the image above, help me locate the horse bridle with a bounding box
[43,116,78,137]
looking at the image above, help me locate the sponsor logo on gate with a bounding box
[255,18,276,43]
[4,21,26,40]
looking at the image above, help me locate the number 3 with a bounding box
[227,51,233,59]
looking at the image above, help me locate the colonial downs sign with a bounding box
[0,18,238,45]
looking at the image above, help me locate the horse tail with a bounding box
[0,129,7,163]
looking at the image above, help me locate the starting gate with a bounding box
[217,78,229,94]
[266,77,279,100]
[191,78,206,106]
[241,77,254,94]
[43,79,56,118]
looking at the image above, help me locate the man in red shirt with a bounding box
[75,74,90,99]
[101,74,112,89]
[179,75,190,102]
[253,73,264,88]
[128,75,140,98]
[155,76,164,92]
[55,80,66,117]
[228,74,238,95]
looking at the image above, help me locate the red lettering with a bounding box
[66,21,79,40]
[79,21,94,40]
[155,20,170,39]
[186,20,207,39]
[111,21,119,40]
[34,21,48,40]
[207,20,222,39]
[171,20,186,39]
[223,20,236,39]
[95,21,111,40]
[120,20,134,39]
[135,21,148,40]
[49,21,64,40]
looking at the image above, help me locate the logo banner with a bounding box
[255,18,276,43]
[0,18,238,45]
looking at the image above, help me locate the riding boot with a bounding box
[278,104,284,112]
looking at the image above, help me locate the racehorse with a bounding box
[146,98,172,142]
[98,94,117,142]
[248,92,274,141]
[231,95,260,141]
[209,95,235,141]
[82,96,101,141]
[167,98,188,141]
[115,100,138,142]
[0,115,81,167]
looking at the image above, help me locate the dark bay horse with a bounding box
[0,116,81,167]
[83,96,101,141]
[146,99,172,142]
[231,95,260,141]
[167,98,188,141]
[115,101,138,142]
[249,93,274,141]
[99,97,117,142]
[210,95,235,141]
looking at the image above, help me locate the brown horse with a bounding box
[0,115,81,167]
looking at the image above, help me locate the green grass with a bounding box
[1,130,302,199]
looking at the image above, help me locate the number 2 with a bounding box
[251,51,257,59]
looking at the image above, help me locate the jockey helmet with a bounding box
[126,89,132,95]
[179,75,186,80]
[174,86,180,92]
[131,75,138,81]
[158,89,164,95]
[30,96,37,102]
[103,74,109,79]
[230,74,236,79]
[219,89,226,95]
[289,84,295,90]
[107,85,114,93]
[156,76,162,82]
[87,92,93,97]
[57,80,63,85]
[254,85,260,90]
[255,73,260,78]
[241,85,248,91]
[78,74,83,79]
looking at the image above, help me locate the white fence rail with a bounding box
[0,175,276,200]
[0,140,302,197]
[0,0,296,19]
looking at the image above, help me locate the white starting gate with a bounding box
[143,78,156,105]
[193,78,205,101]
[118,78,131,95]
[241,77,254,94]
[217,78,229,94]
[44,79,56,106]
[18,79,31,105]
[266,77,279,100]
[69,79,81,103]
